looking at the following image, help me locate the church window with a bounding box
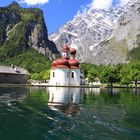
[52,72,55,77]
[71,72,74,78]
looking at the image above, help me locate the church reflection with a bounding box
[48,87,84,115]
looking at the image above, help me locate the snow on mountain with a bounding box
[49,0,140,64]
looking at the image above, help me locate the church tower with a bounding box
[49,45,81,86]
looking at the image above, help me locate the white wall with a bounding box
[49,69,55,85]
[49,68,81,86]
[49,68,70,85]
[70,69,81,85]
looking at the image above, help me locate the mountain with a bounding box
[49,0,140,65]
[0,2,58,65]
[95,0,140,64]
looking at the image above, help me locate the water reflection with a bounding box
[85,88,101,95]
[0,86,27,103]
[48,87,84,115]
[0,86,140,140]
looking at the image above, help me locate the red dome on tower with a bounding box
[61,45,70,52]
[51,45,80,69]
[51,58,70,68]
[51,60,58,68]
[68,58,79,69]
[57,58,69,68]
[70,48,76,56]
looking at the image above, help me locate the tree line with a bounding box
[30,60,140,87]
[80,61,140,87]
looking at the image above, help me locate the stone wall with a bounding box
[0,73,28,84]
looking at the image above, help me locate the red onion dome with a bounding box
[56,58,70,68]
[51,60,58,68]
[70,48,76,56]
[51,60,57,66]
[61,45,70,52]
[68,58,80,69]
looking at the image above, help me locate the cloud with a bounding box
[120,0,130,5]
[91,0,113,9]
[18,0,49,5]
[91,0,131,9]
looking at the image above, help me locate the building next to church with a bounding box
[0,66,29,84]
[49,45,81,86]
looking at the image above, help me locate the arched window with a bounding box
[52,72,55,77]
[71,72,74,78]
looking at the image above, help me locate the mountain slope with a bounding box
[0,2,58,66]
[49,0,140,65]
[96,0,140,64]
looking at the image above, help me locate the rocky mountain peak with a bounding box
[49,0,140,65]
[0,3,59,63]
[8,2,20,9]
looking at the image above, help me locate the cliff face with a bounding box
[95,1,140,64]
[0,2,58,63]
[49,0,140,65]
[49,6,122,64]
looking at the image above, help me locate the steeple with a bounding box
[50,44,81,86]
[61,44,70,59]
[70,48,76,59]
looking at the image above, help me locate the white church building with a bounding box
[49,45,81,86]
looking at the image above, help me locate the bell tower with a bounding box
[61,45,70,59]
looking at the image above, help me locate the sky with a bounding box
[0,0,130,34]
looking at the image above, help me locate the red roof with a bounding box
[51,45,79,69]
[70,48,76,56]
[51,58,80,69]
[68,58,79,69]
[51,58,70,68]
[61,45,70,52]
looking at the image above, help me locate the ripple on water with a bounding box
[0,87,140,140]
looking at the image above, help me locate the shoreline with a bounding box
[0,83,139,89]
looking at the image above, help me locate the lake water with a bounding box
[0,86,140,140]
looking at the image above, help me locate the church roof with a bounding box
[0,66,29,75]
[51,45,80,69]
[70,48,76,56]
[68,58,79,69]
[61,45,70,52]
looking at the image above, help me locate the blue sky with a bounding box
[0,0,129,34]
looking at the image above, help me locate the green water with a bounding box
[0,86,140,140]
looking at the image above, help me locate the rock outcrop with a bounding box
[0,2,58,63]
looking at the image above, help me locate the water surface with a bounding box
[0,86,140,140]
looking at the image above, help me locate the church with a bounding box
[49,45,81,86]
